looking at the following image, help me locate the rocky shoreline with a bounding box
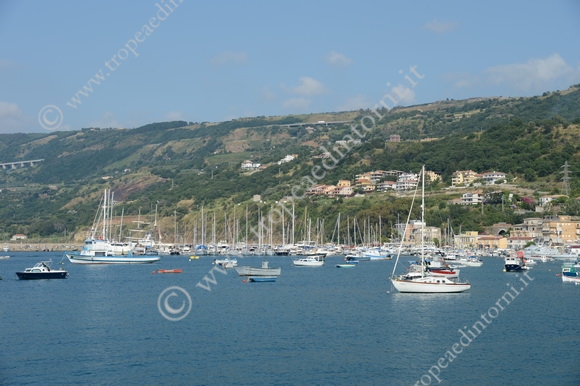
[2,243,82,252]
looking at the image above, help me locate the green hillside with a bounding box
[1,85,579,242]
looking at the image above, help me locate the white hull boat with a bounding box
[213,257,238,268]
[391,275,471,293]
[66,253,160,264]
[293,257,324,267]
[235,261,281,276]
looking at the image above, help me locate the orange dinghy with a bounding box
[153,269,183,274]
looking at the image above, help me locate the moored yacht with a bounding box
[16,261,68,280]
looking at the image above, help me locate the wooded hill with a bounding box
[1,85,579,242]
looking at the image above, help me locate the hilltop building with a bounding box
[451,170,480,186]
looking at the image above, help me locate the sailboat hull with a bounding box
[391,278,471,293]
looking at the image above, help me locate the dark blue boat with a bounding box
[248,276,277,282]
[16,261,68,280]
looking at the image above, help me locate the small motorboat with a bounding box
[248,276,277,282]
[213,257,238,268]
[336,263,356,268]
[16,260,68,280]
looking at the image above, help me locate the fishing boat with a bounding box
[234,261,281,276]
[16,260,68,280]
[390,166,471,293]
[504,252,526,272]
[561,263,579,282]
[65,190,160,264]
[292,257,324,267]
[66,253,160,264]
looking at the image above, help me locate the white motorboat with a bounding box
[458,256,483,267]
[292,257,324,267]
[213,257,238,268]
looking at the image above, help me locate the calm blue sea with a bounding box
[1,252,579,385]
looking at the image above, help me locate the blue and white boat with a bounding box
[561,263,579,282]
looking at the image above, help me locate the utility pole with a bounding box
[561,161,571,196]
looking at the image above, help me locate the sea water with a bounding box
[1,252,579,385]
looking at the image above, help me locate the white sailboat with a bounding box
[390,166,471,293]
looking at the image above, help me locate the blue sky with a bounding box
[1,0,579,133]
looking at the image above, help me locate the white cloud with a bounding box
[337,94,373,111]
[210,51,248,66]
[424,19,458,34]
[165,111,184,121]
[282,98,311,110]
[383,84,415,107]
[89,111,122,128]
[0,101,21,118]
[286,76,327,96]
[0,101,39,133]
[0,59,16,69]
[451,54,580,92]
[327,51,352,67]
[260,86,277,102]
[484,54,576,90]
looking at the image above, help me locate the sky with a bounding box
[1,0,579,133]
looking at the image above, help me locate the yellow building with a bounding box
[453,231,507,250]
[424,170,441,183]
[476,235,508,250]
[541,215,580,245]
[454,231,478,248]
[451,170,480,186]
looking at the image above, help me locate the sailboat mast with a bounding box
[337,213,341,246]
[421,165,425,277]
[291,200,295,246]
